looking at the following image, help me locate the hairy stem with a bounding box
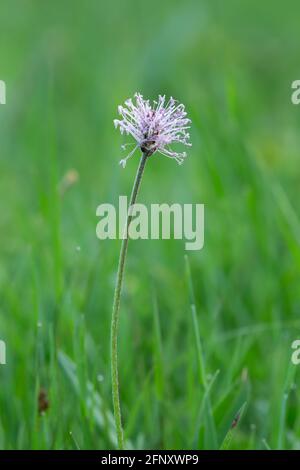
[111,152,148,449]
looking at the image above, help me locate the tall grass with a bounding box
[0,0,299,450]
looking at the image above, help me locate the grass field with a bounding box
[0,0,300,450]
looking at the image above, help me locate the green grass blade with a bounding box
[185,255,217,449]
[220,402,247,450]
[58,351,132,449]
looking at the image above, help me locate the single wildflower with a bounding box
[114,93,192,167]
[110,92,192,450]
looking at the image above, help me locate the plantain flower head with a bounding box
[114,93,192,168]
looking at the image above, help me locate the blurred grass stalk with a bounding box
[111,152,148,449]
[185,254,217,449]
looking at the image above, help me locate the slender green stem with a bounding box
[111,152,148,449]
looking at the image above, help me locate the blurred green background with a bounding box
[0,0,300,450]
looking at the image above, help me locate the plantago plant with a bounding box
[111,93,192,448]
